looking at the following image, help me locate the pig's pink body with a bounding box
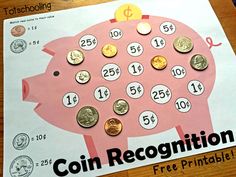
[23,16,215,163]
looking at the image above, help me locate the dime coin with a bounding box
[151,55,168,70]
[11,25,26,37]
[76,106,99,128]
[115,3,142,22]
[137,22,152,35]
[67,50,84,65]
[102,44,118,58]
[113,99,129,115]
[75,70,91,84]
[190,54,208,71]
[13,133,30,150]
[173,36,193,53]
[10,39,27,53]
[104,118,123,136]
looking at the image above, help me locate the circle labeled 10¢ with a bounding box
[175,97,191,113]
[110,28,123,40]
[151,85,172,104]
[126,82,144,99]
[63,92,79,108]
[102,63,121,81]
[171,65,186,79]
[139,111,158,130]
[94,86,110,102]
[79,34,97,50]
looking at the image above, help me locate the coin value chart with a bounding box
[4,0,236,177]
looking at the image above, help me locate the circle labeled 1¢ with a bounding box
[63,92,79,108]
[128,62,144,76]
[94,86,110,102]
[139,111,158,130]
[188,80,205,96]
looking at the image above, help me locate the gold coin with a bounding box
[173,36,193,53]
[151,56,168,70]
[76,106,99,128]
[115,3,142,22]
[104,118,123,136]
[190,54,208,71]
[113,99,129,115]
[102,44,118,58]
[67,50,84,65]
[11,25,26,37]
[75,70,91,84]
[137,22,152,35]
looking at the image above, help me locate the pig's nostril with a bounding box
[53,71,60,77]
[22,80,29,100]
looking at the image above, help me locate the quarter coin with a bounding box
[76,106,99,128]
[67,50,84,65]
[173,36,193,53]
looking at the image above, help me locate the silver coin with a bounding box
[12,133,30,150]
[190,54,208,71]
[67,50,84,65]
[10,39,27,53]
[173,36,193,53]
[113,99,129,115]
[76,106,99,128]
[9,155,34,177]
[75,70,91,84]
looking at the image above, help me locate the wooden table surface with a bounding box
[0,0,235,176]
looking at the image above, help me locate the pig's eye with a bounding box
[53,71,60,77]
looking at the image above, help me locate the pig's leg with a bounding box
[83,135,128,164]
[176,102,213,140]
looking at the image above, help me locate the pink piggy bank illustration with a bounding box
[22,15,215,163]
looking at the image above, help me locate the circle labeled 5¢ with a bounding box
[127,42,143,57]
[126,82,144,99]
[139,111,158,130]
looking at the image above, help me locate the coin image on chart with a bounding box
[137,22,152,35]
[9,155,34,177]
[115,3,142,21]
[104,118,123,136]
[12,133,30,150]
[75,70,91,84]
[113,99,129,115]
[67,50,84,65]
[76,106,99,128]
[10,39,27,54]
[190,54,208,71]
[173,36,193,53]
[102,44,118,58]
[11,25,26,37]
[151,55,168,70]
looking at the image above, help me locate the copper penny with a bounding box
[104,118,123,136]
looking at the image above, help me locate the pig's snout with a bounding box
[22,76,41,102]
[22,79,29,101]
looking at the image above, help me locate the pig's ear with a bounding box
[43,37,73,56]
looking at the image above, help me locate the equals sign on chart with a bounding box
[36,163,39,167]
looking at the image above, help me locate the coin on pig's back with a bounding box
[76,106,99,128]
